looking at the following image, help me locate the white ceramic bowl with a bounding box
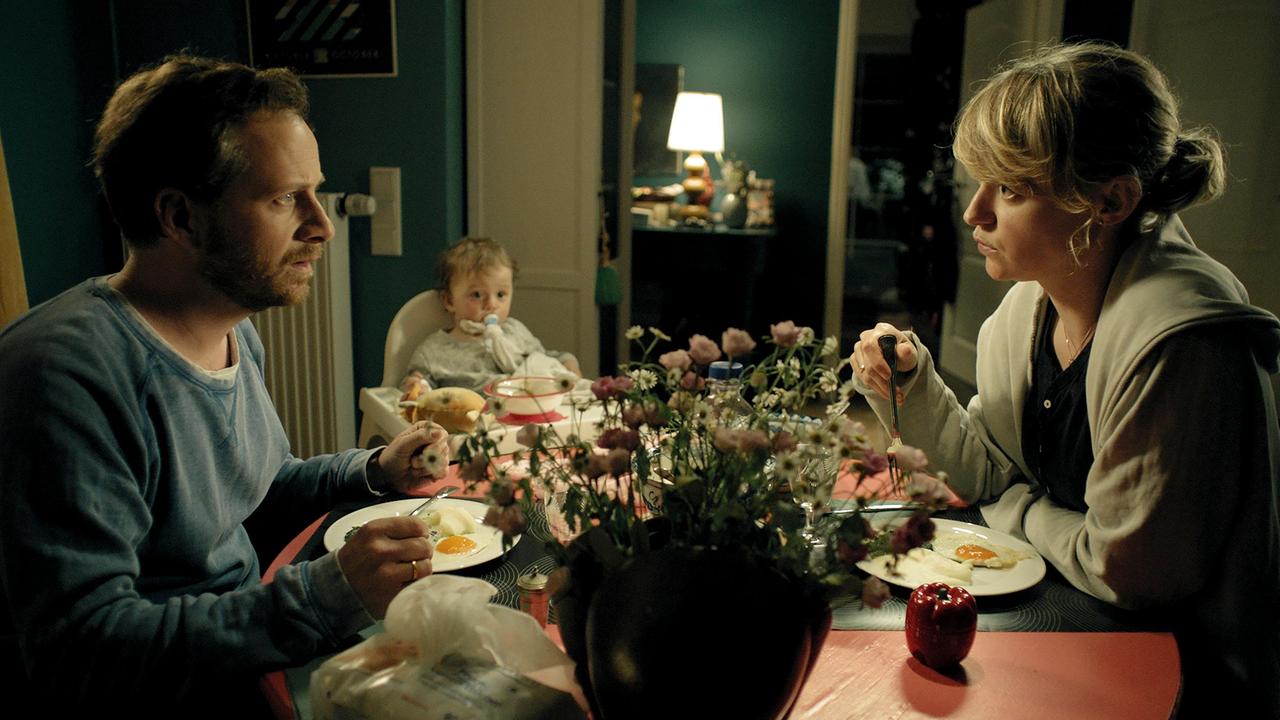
[484,376,569,416]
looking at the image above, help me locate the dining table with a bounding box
[259,463,1182,720]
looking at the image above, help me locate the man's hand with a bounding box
[374,421,450,493]
[337,516,432,618]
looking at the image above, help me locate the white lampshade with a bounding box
[666,92,724,153]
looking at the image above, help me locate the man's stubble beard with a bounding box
[198,223,318,312]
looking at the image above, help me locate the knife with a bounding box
[407,485,460,518]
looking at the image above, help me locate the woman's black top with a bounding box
[1021,302,1095,512]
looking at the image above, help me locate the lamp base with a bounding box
[679,151,713,221]
[678,204,711,220]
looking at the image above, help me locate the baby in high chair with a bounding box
[402,237,582,394]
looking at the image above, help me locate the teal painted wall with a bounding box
[302,2,466,396]
[636,0,840,328]
[0,2,116,304]
[0,0,464,412]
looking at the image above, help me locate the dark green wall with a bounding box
[0,2,117,304]
[636,0,840,328]
[303,2,466,396]
[0,0,464,407]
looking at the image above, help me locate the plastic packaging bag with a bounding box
[311,575,587,719]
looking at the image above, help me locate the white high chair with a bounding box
[356,290,452,448]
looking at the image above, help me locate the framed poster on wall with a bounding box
[247,0,398,78]
[633,63,684,176]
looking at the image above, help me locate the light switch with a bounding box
[369,166,402,256]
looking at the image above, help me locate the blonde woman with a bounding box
[852,42,1279,714]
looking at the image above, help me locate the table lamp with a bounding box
[666,91,724,220]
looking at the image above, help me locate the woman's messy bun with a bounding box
[1140,128,1226,222]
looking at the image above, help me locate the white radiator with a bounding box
[251,192,359,458]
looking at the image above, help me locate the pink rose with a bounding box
[770,321,803,347]
[591,375,635,401]
[667,391,696,414]
[837,537,869,567]
[712,428,769,454]
[585,453,610,479]
[891,512,936,555]
[906,474,953,507]
[597,427,641,452]
[484,504,527,536]
[606,448,632,477]
[659,349,693,372]
[687,334,722,365]
[516,424,541,448]
[489,479,515,506]
[893,444,929,473]
[680,371,705,392]
[610,376,635,396]
[622,403,647,429]
[642,398,667,427]
[721,328,757,358]
[738,429,770,453]
[712,427,741,453]
[590,376,615,401]
[771,430,799,455]
[459,454,490,482]
[856,450,889,476]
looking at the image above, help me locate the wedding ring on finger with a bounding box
[409,559,419,582]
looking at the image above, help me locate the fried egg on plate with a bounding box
[421,506,486,556]
[865,547,974,585]
[932,533,1029,569]
[433,533,486,556]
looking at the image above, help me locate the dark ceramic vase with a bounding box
[570,545,828,720]
[720,190,748,228]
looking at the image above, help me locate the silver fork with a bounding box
[878,335,904,491]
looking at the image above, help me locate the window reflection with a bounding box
[841,1,970,360]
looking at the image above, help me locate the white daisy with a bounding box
[630,368,659,391]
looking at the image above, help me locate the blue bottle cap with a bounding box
[708,361,744,379]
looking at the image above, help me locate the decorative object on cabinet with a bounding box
[718,156,750,229]
[746,174,776,227]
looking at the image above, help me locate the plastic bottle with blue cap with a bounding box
[706,360,752,428]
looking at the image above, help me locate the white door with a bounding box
[938,0,1063,389]
[465,0,602,375]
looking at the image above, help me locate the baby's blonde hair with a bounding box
[953,42,1225,261]
[436,236,518,293]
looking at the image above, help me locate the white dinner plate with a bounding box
[323,498,516,573]
[857,518,1046,597]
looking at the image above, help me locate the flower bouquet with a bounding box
[454,322,950,719]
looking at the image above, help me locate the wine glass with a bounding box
[792,446,838,547]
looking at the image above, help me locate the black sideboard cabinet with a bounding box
[629,222,778,360]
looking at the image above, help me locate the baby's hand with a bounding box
[400,371,428,398]
[562,357,582,377]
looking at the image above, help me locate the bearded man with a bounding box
[0,55,446,714]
